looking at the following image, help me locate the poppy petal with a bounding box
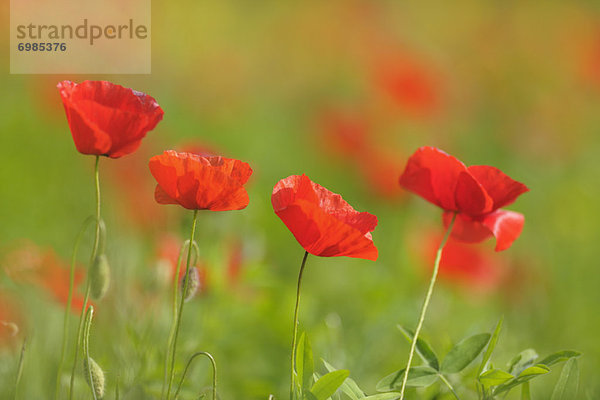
[272,175,378,260]
[149,151,251,211]
[399,147,467,211]
[467,165,529,210]
[154,185,178,205]
[58,80,163,158]
[275,200,378,260]
[482,209,525,251]
[443,212,493,244]
[455,171,493,216]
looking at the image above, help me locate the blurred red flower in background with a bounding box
[105,149,167,231]
[419,233,505,292]
[399,147,529,251]
[317,110,404,199]
[149,150,253,211]
[226,239,244,286]
[373,54,441,117]
[272,174,378,260]
[2,242,86,312]
[57,80,164,158]
[319,110,369,158]
[0,295,22,347]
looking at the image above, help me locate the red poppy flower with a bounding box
[2,242,86,312]
[399,147,529,251]
[57,80,164,158]
[149,150,253,211]
[226,239,244,286]
[318,110,369,158]
[373,55,440,117]
[272,174,378,260]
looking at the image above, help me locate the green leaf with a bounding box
[322,359,365,399]
[441,333,491,374]
[363,394,401,400]
[376,366,438,391]
[493,364,550,396]
[296,332,314,394]
[397,325,440,370]
[539,350,581,367]
[309,369,349,400]
[508,349,538,376]
[305,392,318,400]
[551,358,579,400]
[478,369,514,388]
[478,316,503,376]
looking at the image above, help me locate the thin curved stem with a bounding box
[399,213,457,400]
[13,337,26,400]
[56,215,95,400]
[161,239,200,400]
[439,374,461,400]
[173,351,217,400]
[69,156,102,400]
[166,210,199,400]
[83,306,97,400]
[290,251,309,400]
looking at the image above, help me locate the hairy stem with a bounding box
[83,306,97,400]
[166,210,199,400]
[13,337,26,400]
[399,213,457,400]
[161,240,200,400]
[69,156,102,400]
[290,251,309,400]
[173,351,217,400]
[56,216,95,399]
[439,374,461,400]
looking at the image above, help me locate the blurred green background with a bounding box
[1,1,599,399]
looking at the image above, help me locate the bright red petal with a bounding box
[272,175,378,260]
[58,80,163,158]
[454,171,493,216]
[399,147,467,211]
[310,179,378,235]
[149,151,251,211]
[443,209,524,251]
[443,212,493,243]
[482,209,525,251]
[467,165,529,210]
[205,156,253,185]
[154,185,178,205]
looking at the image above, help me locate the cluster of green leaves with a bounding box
[372,318,581,400]
[292,332,397,400]
[291,318,581,400]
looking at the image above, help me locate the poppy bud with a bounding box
[90,254,110,300]
[83,357,105,399]
[180,267,199,302]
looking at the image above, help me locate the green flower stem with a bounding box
[161,240,200,400]
[56,216,95,400]
[439,374,461,400]
[290,251,309,400]
[83,306,97,400]
[13,337,26,400]
[173,351,217,400]
[166,209,199,400]
[69,156,102,400]
[399,212,457,400]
